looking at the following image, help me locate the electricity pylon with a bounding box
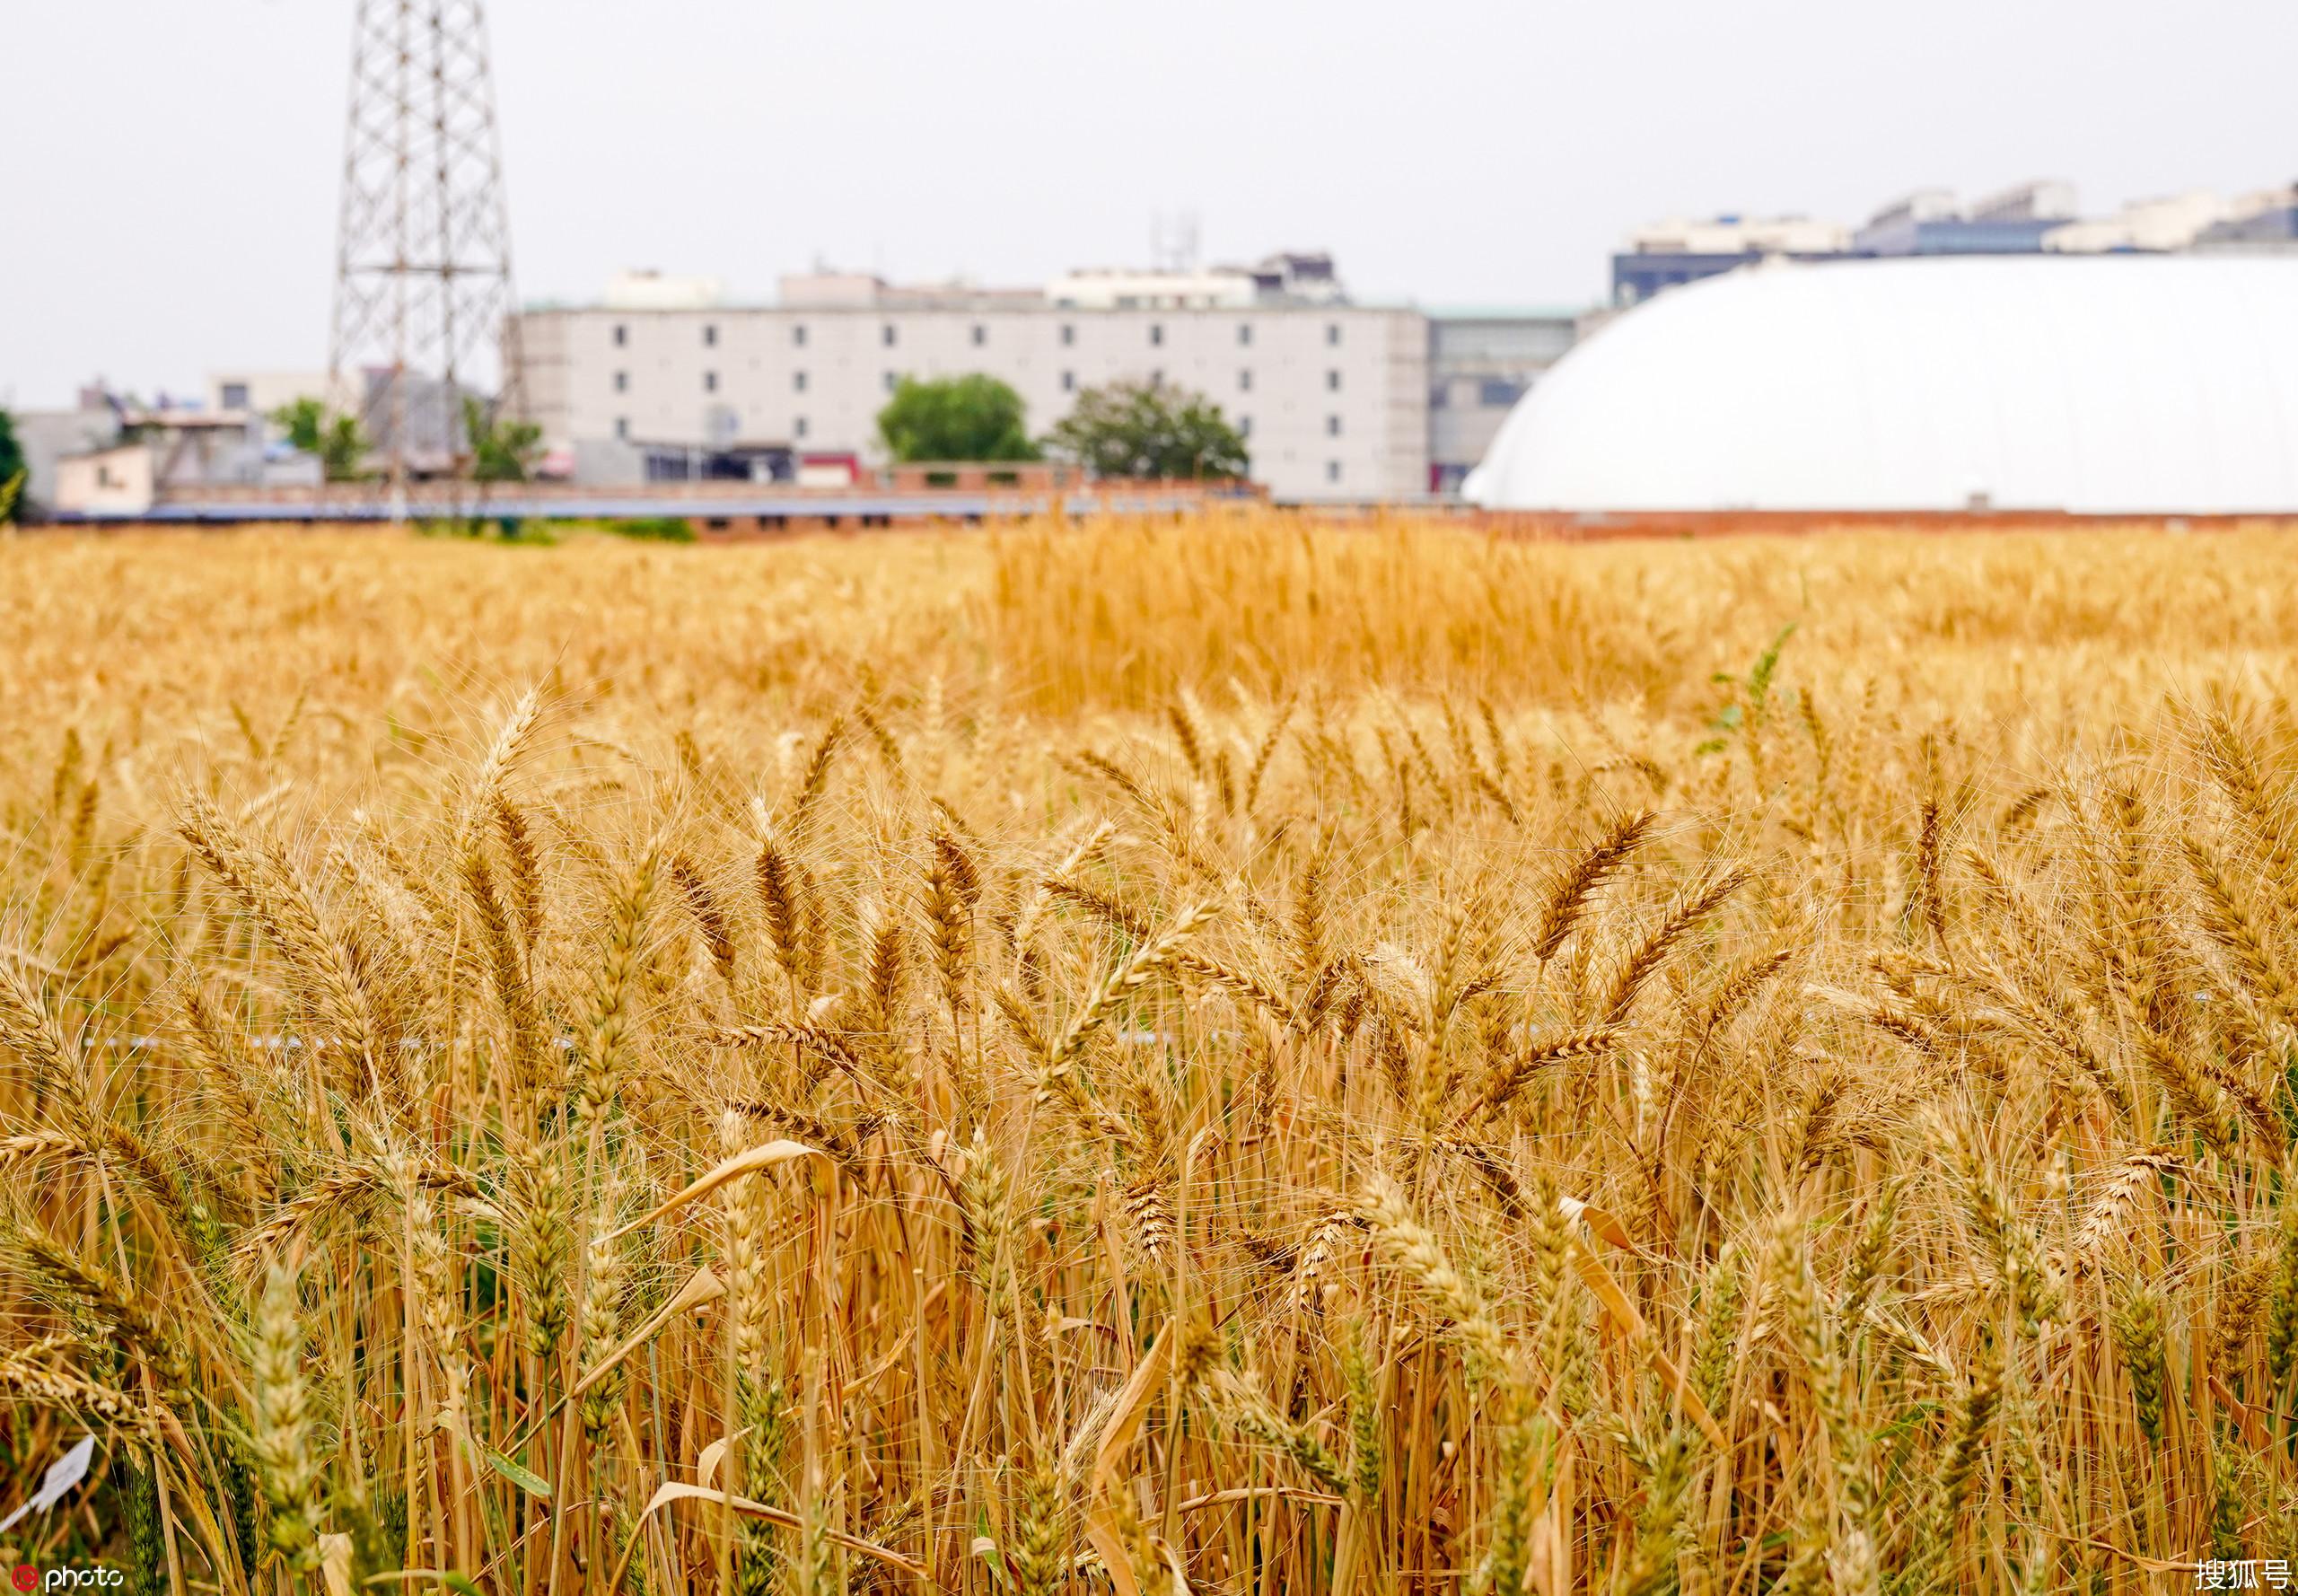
[328,0,522,515]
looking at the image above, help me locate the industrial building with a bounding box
[514,254,1571,502]
[1469,254,2298,515]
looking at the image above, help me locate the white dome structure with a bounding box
[1469,256,2298,513]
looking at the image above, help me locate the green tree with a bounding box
[1043,380,1249,480]
[268,396,369,481]
[875,374,1040,463]
[465,397,543,483]
[0,408,23,522]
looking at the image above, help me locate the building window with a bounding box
[884,372,899,393]
[1239,369,1252,393]
[1326,323,1341,346]
[613,371,628,393]
[1149,323,1163,346]
[704,371,719,393]
[1478,378,1525,407]
[613,324,627,346]
[794,417,808,439]
[971,324,987,346]
[704,324,718,347]
[1327,414,1341,436]
[1326,370,1342,391]
[881,324,898,347]
[1326,460,1342,484]
[221,382,250,410]
[793,324,808,347]
[1238,416,1252,439]
[1061,371,1074,392]
[1060,323,1075,346]
[1151,369,1163,388]
[794,371,807,393]
[615,417,628,439]
[1238,323,1253,346]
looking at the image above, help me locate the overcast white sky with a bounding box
[4,0,2294,408]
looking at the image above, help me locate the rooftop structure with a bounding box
[1624,216,1851,257]
[1609,215,1852,306]
[2195,185,2298,253]
[1613,179,2298,305]
[1045,251,1344,311]
[602,270,728,311]
[1965,180,2080,224]
[1849,181,2075,257]
[776,270,1047,311]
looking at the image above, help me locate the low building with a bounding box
[53,444,158,518]
[50,411,320,518]
[515,252,1430,501]
[6,404,122,518]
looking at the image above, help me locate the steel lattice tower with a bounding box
[329,0,522,497]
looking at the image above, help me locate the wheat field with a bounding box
[4,514,2298,1594]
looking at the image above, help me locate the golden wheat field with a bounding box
[9,513,2298,1596]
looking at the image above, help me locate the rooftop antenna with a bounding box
[329,0,522,520]
[1151,210,1202,273]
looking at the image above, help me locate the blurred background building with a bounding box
[517,252,1437,501]
[13,383,322,520]
[1425,310,1581,496]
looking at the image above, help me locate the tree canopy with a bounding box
[875,374,1039,463]
[270,397,370,481]
[0,408,22,522]
[1043,381,1249,480]
[464,397,544,483]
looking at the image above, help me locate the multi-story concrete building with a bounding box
[1425,309,1579,495]
[517,254,1431,501]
